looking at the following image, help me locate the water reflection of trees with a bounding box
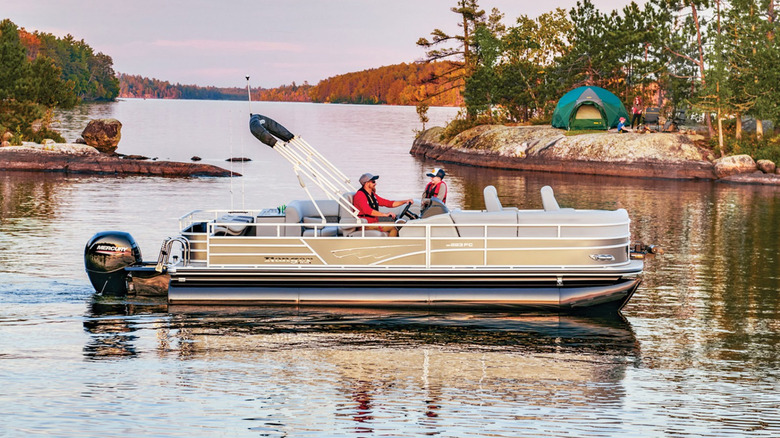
[436,161,780,373]
[0,171,67,221]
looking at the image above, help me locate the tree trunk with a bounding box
[756,119,764,141]
[717,81,724,156]
[717,109,724,157]
[736,114,742,140]
[690,2,715,138]
[463,15,471,75]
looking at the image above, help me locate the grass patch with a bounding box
[564,130,608,136]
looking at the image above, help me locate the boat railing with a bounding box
[179,211,632,269]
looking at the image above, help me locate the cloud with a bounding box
[153,39,303,52]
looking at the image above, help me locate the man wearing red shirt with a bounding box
[352,173,412,237]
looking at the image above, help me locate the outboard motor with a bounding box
[84,231,142,295]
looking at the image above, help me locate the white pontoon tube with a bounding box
[249,114,360,220]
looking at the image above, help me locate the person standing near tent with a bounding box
[631,96,643,129]
[422,168,447,204]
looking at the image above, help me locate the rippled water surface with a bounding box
[1,100,778,436]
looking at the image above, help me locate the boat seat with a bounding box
[285,199,340,236]
[517,209,630,238]
[541,186,560,211]
[483,185,502,211]
[301,217,340,237]
[398,213,459,238]
[483,185,518,212]
[338,192,362,236]
[213,214,254,236]
[450,210,518,237]
[337,191,394,237]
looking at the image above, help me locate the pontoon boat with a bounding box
[84,115,646,313]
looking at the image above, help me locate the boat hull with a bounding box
[167,266,641,312]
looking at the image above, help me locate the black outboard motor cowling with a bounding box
[85,231,142,295]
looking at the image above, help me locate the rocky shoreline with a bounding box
[0,143,238,177]
[412,125,780,186]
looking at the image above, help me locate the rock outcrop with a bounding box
[81,119,122,153]
[0,144,237,177]
[412,125,716,180]
[712,154,757,178]
[720,172,780,186]
[756,159,777,174]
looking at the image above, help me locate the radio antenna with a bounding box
[246,76,252,114]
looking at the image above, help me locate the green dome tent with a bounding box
[551,86,630,130]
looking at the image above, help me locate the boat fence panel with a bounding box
[181,211,631,270]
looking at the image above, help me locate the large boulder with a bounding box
[81,119,122,153]
[713,154,757,178]
[756,159,776,174]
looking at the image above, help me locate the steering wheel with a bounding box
[399,202,418,220]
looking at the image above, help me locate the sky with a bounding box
[3,0,645,89]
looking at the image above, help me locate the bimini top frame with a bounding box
[249,114,360,221]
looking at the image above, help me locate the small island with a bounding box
[0,142,238,177]
[412,125,780,186]
[1,118,237,178]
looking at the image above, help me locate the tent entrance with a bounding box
[570,103,607,130]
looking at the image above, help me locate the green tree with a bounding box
[0,19,28,102]
[464,25,503,118]
[499,8,574,121]
[0,19,77,141]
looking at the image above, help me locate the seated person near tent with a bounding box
[423,168,447,204]
[617,117,632,133]
[353,173,413,237]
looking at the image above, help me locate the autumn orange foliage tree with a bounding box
[309,62,461,106]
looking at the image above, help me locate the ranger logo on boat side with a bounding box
[264,256,312,265]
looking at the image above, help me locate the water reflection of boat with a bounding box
[84,115,645,313]
[82,300,168,360]
[84,302,639,365]
[83,304,639,415]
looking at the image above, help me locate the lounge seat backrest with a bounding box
[398,213,459,238]
[285,199,340,236]
[338,192,362,235]
[483,185,503,212]
[541,186,560,211]
[517,209,630,238]
[450,211,518,237]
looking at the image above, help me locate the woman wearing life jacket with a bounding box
[352,173,413,237]
[423,168,447,203]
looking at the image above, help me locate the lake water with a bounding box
[1,99,779,437]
